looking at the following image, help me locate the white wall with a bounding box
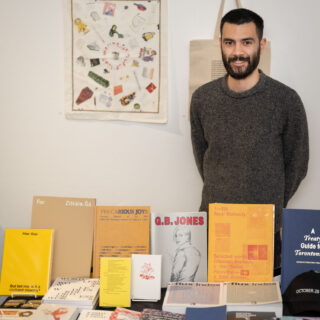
[0,0,319,270]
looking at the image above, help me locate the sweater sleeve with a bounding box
[190,92,208,181]
[283,92,309,206]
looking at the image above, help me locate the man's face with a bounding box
[220,22,262,79]
[174,230,189,245]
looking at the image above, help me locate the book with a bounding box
[281,208,320,294]
[110,308,141,320]
[225,282,282,318]
[0,309,38,319]
[227,311,277,320]
[31,195,96,280]
[93,206,150,278]
[42,277,100,310]
[208,203,274,282]
[163,282,225,314]
[185,306,226,320]
[99,257,131,308]
[0,228,54,296]
[163,282,282,317]
[140,308,185,320]
[78,310,113,320]
[150,211,207,287]
[131,254,161,301]
[32,303,80,320]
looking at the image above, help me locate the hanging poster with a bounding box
[64,0,168,123]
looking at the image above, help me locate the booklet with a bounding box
[99,257,131,308]
[131,254,161,301]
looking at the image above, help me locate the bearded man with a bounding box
[190,8,309,271]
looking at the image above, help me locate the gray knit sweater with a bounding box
[190,71,309,234]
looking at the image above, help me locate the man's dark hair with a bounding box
[220,8,264,40]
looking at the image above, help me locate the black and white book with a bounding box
[42,277,100,310]
[227,311,277,320]
[151,211,207,287]
[140,308,185,319]
[163,282,225,314]
[225,282,282,317]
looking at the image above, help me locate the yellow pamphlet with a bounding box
[93,206,150,277]
[99,257,131,307]
[0,229,54,296]
[208,203,274,282]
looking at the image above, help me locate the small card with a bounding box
[131,254,161,301]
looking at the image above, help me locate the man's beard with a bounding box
[222,46,260,80]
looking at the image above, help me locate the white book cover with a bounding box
[78,310,113,319]
[151,211,207,287]
[42,277,100,309]
[131,254,161,301]
[163,282,225,314]
[32,304,80,320]
[225,282,283,318]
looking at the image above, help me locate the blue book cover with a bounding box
[185,306,226,320]
[281,208,320,293]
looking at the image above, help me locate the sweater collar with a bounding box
[221,69,266,98]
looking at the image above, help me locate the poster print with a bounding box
[64,0,168,123]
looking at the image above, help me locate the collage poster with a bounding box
[64,0,167,123]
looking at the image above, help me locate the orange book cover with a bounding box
[208,203,274,283]
[93,206,150,278]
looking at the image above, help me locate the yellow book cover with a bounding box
[0,229,54,296]
[99,257,131,307]
[93,206,150,278]
[208,203,274,283]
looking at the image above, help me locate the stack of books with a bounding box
[163,281,282,318]
[42,278,100,310]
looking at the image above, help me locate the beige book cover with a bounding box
[31,196,96,281]
[93,206,150,278]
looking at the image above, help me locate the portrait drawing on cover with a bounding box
[170,226,201,282]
